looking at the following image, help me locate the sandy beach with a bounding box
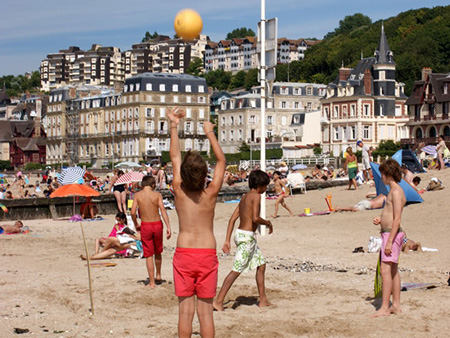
[1,169,450,338]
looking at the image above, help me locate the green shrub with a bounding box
[77,162,93,169]
[0,160,12,170]
[25,162,44,170]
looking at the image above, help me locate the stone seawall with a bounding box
[0,180,348,221]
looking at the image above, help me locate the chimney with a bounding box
[339,67,351,81]
[421,67,432,81]
[364,69,372,95]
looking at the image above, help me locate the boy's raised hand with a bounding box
[167,107,185,125]
[203,121,215,134]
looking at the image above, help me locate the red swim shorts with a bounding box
[140,221,163,258]
[173,248,218,299]
[381,231,404,263]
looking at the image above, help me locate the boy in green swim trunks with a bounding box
[213,170,273,311]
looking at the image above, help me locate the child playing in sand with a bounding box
[214,170,273,311]
[372,159,406,317]
[131,176,171,289]
[168,107,226,338]
[272,171,294,218]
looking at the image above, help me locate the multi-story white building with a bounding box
[46,74,210,167]
[205,37,320,73]
[320,25,409,156]
[218,82,326,154]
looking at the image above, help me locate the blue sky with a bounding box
[0,0,448,76]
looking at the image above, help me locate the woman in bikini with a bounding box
[111,170,127,213]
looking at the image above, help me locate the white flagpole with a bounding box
[259,0,267,235]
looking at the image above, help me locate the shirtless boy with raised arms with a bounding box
[372,159,406,317]
[168,107,226,338]
[131,176,171,288]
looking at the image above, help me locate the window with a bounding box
[222,117,226,126]
[334,106,339,118]
[267,116,273,125]
[198,85,204,93]
[221,131,226,142]
[198,96,205,103]
[173,95,178,103]
[238,115,243,125]
[364,104,370,116]
[186,109,192,119]
[306,87,312,95]
[281,101,287,109]
[186,96,191,103]
[350,126,356,140]
[230,130,234,141]
[249,115,257,124]
[350,105,356,117]
[146,108,154,117]
[363,125,371,139]
[281,87,288,95]
[199,109,205,119]
[173,84,178,92]
[334,127,340,141]
[307,102,312,111]
[294,88,300,95]
[160,95,165,103]
[185,122,192,134]
[159,84,165,91]
[294,102,299,109]
[281,116,287,126]
[146,83,152,91]
[380,86,384,96]
[160,108,166,118]
[185,85,191,92]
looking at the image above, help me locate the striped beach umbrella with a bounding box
[421,145,437,155]
[57,167,86,185]
[114,171,145,186]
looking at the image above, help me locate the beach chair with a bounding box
[287,172,306,194]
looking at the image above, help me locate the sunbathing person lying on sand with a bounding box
[81,227,140,260]
[334,194,386,212]
[402,232,422,253]
[0,221,28,234]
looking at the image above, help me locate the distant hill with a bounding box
[286,6,450,95]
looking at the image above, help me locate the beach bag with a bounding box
[368,236,382,253]
[427,177,444,191]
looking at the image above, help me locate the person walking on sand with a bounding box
[357,140,372,182]
[436,135,447,170]
[271,171,293,218]
[131,176,171,289]
[214,170,273,312]
[343,147,358,190]
[371,159,406,317]
[168,107,226,338]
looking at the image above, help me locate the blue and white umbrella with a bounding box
[57,167,86,185]
[421,145,437,155]
[292,164,307,170]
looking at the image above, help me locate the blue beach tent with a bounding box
[370,162,423,204]
[391,149,424,173]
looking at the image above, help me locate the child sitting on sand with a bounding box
[168,107,226,338]
[372,159,406,317]
[214,170,273,311]
[95,212,127,254]
[131,175,171,289]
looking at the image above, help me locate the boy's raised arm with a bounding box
[205,122,226,193]
[168,108,183,189]
[223,204,240,253]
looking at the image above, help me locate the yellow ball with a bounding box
[174,9,203,40]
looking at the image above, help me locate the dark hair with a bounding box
[439,135,444,139]
[249,170,270,189]
[273,171,282,176]
[412,176,421,185]
[315,164,321,170]
[116,212,127,224]
[379,159,402,183]
[142,175,156,188]
[117,170,124,177]
[180,150,208,191]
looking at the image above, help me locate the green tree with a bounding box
[186,57,203,76]
[313,147,322,155]
[325,13,372,39]
[204,69,232,90]
[237,141,250,152]
[142,31,159,42]
[226,27,256,39]
[229,70,246,90]
[244,68,259,90]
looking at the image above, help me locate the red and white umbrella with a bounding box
[114,172,145,185]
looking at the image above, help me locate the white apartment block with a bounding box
[205,37,321,74]
[46,74,210,167]
[218,82,326,154]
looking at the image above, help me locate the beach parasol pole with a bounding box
[80,222,95,315]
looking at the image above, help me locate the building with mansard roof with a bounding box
[403,68,450,145]
[320,24,409,156]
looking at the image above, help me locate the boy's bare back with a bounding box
[133,189,163,223]
[380,185,406,230]
[237,190,262,233]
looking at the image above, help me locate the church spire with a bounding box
[374,22,394,64]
